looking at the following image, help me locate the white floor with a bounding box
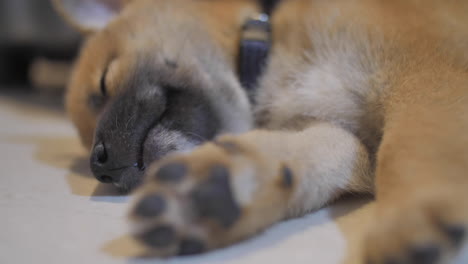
[0,92,466,264]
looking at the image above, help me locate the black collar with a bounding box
[238,0,280,100]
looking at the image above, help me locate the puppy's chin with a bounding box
[114,167,145,194]
[114,126,202,193]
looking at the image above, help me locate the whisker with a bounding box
[184,131,206,142]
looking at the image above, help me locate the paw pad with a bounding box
[178,238,206,256]
[155,162,188,182]
[138,226,176,248]
[134,195,166,218]
[191,165,241,228]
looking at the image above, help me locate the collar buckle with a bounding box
[238,13,272,99]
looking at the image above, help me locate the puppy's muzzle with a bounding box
[88,84,167,191]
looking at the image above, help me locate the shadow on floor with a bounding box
[7,133,126,200]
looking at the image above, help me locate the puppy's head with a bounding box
[55,0,256,191]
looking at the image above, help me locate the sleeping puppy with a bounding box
[54,0,468,262]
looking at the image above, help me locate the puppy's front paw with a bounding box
[128,138,296,256]
[363,192,467,264]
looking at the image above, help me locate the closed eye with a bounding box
[100,66,109,97]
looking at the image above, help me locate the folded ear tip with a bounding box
[51,0,124,33]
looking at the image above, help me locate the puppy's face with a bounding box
[58,0,255,191]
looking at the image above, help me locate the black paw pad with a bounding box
[134,195,166,218]
[409,245,440,264]
[138,226,176,248]
[191,165,241,228]
[178,238,205,255]
[281,165,294,188]
[155,162,188,182]
[444,225,465,247]
[215,140,242,154]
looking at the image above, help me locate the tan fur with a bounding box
[56,0,468,262]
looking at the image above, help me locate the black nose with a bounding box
[90,142,121,184]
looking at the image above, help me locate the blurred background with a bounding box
[0,0,80,95]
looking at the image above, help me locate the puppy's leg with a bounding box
[128,121,373,256]
[363,82,468,264]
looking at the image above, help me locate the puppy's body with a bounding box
[262,0,468,150]
[56,0,468,262]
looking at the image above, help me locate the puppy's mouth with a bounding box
[90,155,145,194]
[110,166,144,193]
[92,122,203,193]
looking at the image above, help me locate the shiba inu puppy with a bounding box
[53,0,468,262]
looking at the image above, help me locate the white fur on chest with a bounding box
[255,27,382,135]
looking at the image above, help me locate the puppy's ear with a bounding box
[51,0,126,33]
